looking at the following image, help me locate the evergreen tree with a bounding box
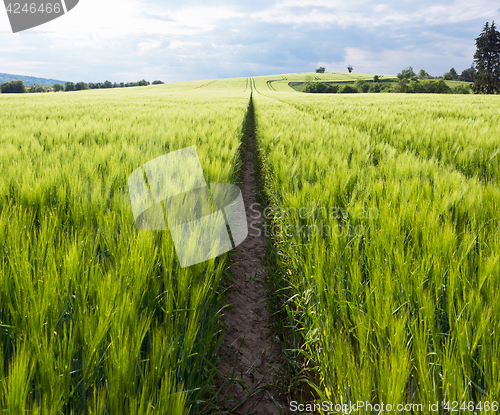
[473,21,500,94]
[444,67,459,80]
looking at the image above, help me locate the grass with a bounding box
[1,73,499,414]
[0,80,250,414]
[251,81,500,412]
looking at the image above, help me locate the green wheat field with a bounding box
[0,73,499,414]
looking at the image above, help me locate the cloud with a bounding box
[141,13,175,22]
[0,0,498,82]
[251,0,497,28]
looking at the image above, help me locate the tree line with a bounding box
[304,76,470,94]
[0,79,164,94]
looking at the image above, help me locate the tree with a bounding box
[53,83,64,92]
[65,82,75,91]
[397,66,417,81]
[1,80,26,93]
[103,80,113,88]
[75,82,88,91]
[354,79,370,93]
[418,69,432,79]
[369,82,382,93]
[339,85,357,93]
[459,65,476,82]
[420,79,452,94]
[473,21,500,94]
[316,67,325,73]
[152,80,164,84]
[347,65,353,73]
[406,80,423,93]
[393,80,407,93]
[444,67,459,80]
[28,84,48,93]
[373,75,379,82]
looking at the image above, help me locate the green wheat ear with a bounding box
[252,89,500,409]
[1,76,499,413]
[0,78,250,413]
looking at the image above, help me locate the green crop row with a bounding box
[266,92,500,185]
[0,81,250,414]
[2,74,499,414]
[252,84,500,411]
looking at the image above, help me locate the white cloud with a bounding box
[41,0,243,41]
[0,0,498,82]
[322,42,477,76]
[168,40,203,50]
[251,0,498,28]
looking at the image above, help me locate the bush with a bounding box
[393,79,452,94]
[338,85,357,93]
[420,79,452,93]
[304,82,324,93]
[368,82,382,93]
[53,83,64,92]
[406,80,423,93]
[451,84,472,94]
[354,80,370,93]
[304,82,339,93]
[326,84,340,93]
[393,81,408,93]
[28,84,49,93]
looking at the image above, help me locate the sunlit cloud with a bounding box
[0,0,498,82]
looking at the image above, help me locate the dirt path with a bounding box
[216,95,284,414]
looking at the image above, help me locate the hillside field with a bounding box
[0,73,499,414]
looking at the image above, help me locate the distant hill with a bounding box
[0,72,67,87]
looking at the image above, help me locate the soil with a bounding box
[216,99,284,414]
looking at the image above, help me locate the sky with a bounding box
[1,0,499,83]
